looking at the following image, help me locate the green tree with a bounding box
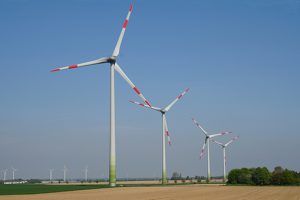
[237,168,253,184]
[281,169,298,185]
[274,166,284,173]
[271,166,299,185]
[228,168,253,184]
[171,172,180,180]
[227,169,240,184]
[271,166,284,185]
[252,167,271,185]
[27,179,42,184]
[228,166,299,186]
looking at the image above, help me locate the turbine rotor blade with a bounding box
[192,118,208,136]
[129,100,161,112]
[113,63,152,107]
[163,115,171,146]
[163,88,189,112]
[211,139,224,147]
[112,2,134,57]
[51,57,109,72]
[225,136,239,146]
[210,131,232,138]
[200,138,207,159]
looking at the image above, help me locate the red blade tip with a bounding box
[50,68,60,72]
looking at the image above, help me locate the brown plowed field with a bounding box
[0,185,299,200]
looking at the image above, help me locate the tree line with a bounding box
[228,166,300,185]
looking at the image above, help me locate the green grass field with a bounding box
[0,183,193,195]
[0,182,221,195]
[0,184,110,195]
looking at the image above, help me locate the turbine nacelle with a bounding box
[108,56,117,64]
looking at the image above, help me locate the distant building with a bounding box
[4,181,27,184]
[41,180,59,184]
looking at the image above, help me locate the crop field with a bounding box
[0,184,109,195]
[0,184,299,200]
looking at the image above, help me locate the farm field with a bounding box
[0,184,299,200]
[0,184,109,195]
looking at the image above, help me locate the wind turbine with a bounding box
[83,166,88,182]
[1,169,7,181]
[63,165,68,182]
[126,172,129,181]
[130,88,189,184]
[211,136,239,182]
[11,167,17,181]
[192,118,231,182]
[49,169,54,182]
[50,1,151,187]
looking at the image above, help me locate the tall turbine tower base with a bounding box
[207,139,211,182]
[162,113,167,184]
[109,65,116,187]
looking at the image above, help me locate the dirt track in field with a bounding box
[0,185,299,200]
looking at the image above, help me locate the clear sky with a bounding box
[0,0,299,180]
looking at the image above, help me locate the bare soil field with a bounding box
[0,185,299,200]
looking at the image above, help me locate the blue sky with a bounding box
[0,0,299,180]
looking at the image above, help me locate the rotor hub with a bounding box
[108,57,117,64]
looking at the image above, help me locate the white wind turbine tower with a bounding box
[11,167,17,181]
[130,88,189,184]
[192,118,231,182]
[1,169,7,181]
[50,1,151,187]
[63,165,68,182]
[49,169,54,182]
[83,166,88,182]
[211,136,239,182]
